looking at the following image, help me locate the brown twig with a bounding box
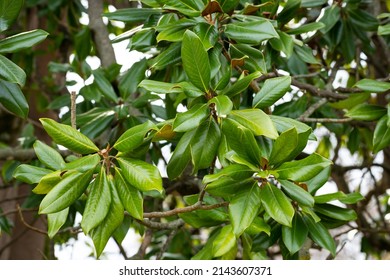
[128,229,153,259]
[297,117,353,123]
[17,204,47,235]
[156,228,179,260]
[136,218,185,230]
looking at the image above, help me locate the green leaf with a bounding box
[93,70,118,103]
[40,118,99,154]
[220,71,262,97]
[0,0,23,32]
[114,121,157,152]
[224,20,279,45]
[194,22,218,50]
[229,109,278,139]
[294,45,320,65]
[303,215,336,256]
[181,30,211,92]
[150,42,182,70]
[203,164,254,185]
[276,153,332,182]
[319,5,341,33]
[119,58,147,100]
[33,170,63,194]
[167,129,196,179]
[330,92,370,110]
[90,176,124,258]
[287,22,326,35]
[217,0,239,13]
[47,208,69,239]
[13,164,51,184]
[373,116,390,153]
[346,104,386,121]
[269,31,294,58]
[114,168,143,220]
[138,80,182,94]
[39,169,94,214]
[253,76,291,109]
[269,128,298,167]
[162,0,204,17]
[229,183,261,236]
[208,95,233,117]
[0,54,26,86]
[65,154,101,173]
[103,8,162,23]
[173,104,209,132]
[301,0,327,7]
[282,214,308,254]
[156,19,197,42]
[279,180,315,207]
[81,168,112,234]
[314,191,346,204]
[314,204,357,221]
[0,29,48,53]
[244,217,271,236]
[33,140,66,170]
[270,115,315,140]
[354,79,390,93]
[378,24,390,35]
[260,183,295,227]
[229,44,267,73]
[190,119,221,173]
[117,157,163,193]
[0,80,28,118]
[277,0,301,25]
[212,225,237,257]
[339,192,364,204]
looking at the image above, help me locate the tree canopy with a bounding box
[1,0,390,260]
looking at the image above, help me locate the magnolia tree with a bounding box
[1,0,390,259]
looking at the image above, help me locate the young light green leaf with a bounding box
[354,79,390,93]
[181,30,210,92]
[276,153,332,182]
[114,167,143,220]
[229,183,261,236]
[0,54,26,86]
[13,164,51,184]
[173,104,209,132]
[0,29,48,53]
[260,183,295,227]
[47,207,69,239]
[0,80,28,118]
[113,121,157,152]
[39,169,94,214]
[253,76,291,109]
[33,140,66,170]
[279,179,315,207]
[339,192,364,204]
[224,20,279,45]
[282,214,308,255]
[138,80,183,94]
[117,157,163,193]
[90,176,124,258]
[229,109,278,139]
[33,170,63,194]
[81,167,112,234]
[212,225,237,257]
[40,118,99,154]
[64,154,101,173]
[303,215,336,256]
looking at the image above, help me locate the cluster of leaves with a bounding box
[4,0,390,259]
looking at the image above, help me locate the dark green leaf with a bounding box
[162,0,204,17]
[217,0,239,13]
[282,214,308,254]
[373,116,390,153]
[277,0,301,25]
[279,179,315,207]
[181,30,211,92]
[0,80,28,118]
[260,183,295,227]
[40,118,99,154]
[103,8,162,23]
[224,20,278,45]
[354,79,390,93]
[150,42,182,70]
[319,5,341,33]
[47,207,69,239]
[0,29,48,53]
[93,70,118,103]
[314,204,357,221]
[156,19,197,42]
[346,104,386,121]
[0,0,23,32]
[303,215,336,256]
[269,128,298,167]
[0,54,26,86]
[287,22,326,35]
[114,120,157,152]
[220,71,262,97]
[194,22,218,50]
[33,140,66,170]
[119,58,147,100]
[13,164,51,184]
[253,76,291,109]
[173,104,209,132]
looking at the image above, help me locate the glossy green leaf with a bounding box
[203,164,254,184]
[0,54,26,86]
[65,154,101,173]
[90,176,124,258]
[330,92,370,110]
[39,169,94,214]
[194,22,218,50]
[82,168,112,234]
[40,118,99,154]
[119,58,147,100]
[13,164,51,184]
[314,204,357,221]
[0,80,28,118]
[373,116,390,153]
[138,80,182,94]
[103,8,162,23]
[260,183,294,227]
[208,95,233,117]
[282,214,308,254]
[114,121,157,152]
[339,192,364,204]
[80,111,115,139]
[163,0,204,17]
[173,104,209,132]
[287,22,326,35]
[114,168,143,220]
[0,0,23,32]
[270,115,315,140]
[269,128,298,167]
[253,76,291,109]
[224,20,278,45]
[354,79,390,92]
[156,19,197,42]
[346,104,386,121]
[276,153,332,182]
[33,170,63,195]
[306,166,331,194]
[192,229,220,260]
[279,180,314,207]
[181,30,210,92]
[294,45,320,65]
[0,29,48,53]
[314,191,346,204]
[33,140,66,170]
[47,207,69,239]
[167,129,196,179]
[269,31,294,58]
[229,109,278,139]
[229,183,261,236]
[117,157,163,193]
[220,71,261,97]
[212,225,237,257]
[229,44,267,73]
[303,215,336,256]
[217,0,239,13]
[190,119,221,172]
[244,217,271,236]
[206,178,255,198]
